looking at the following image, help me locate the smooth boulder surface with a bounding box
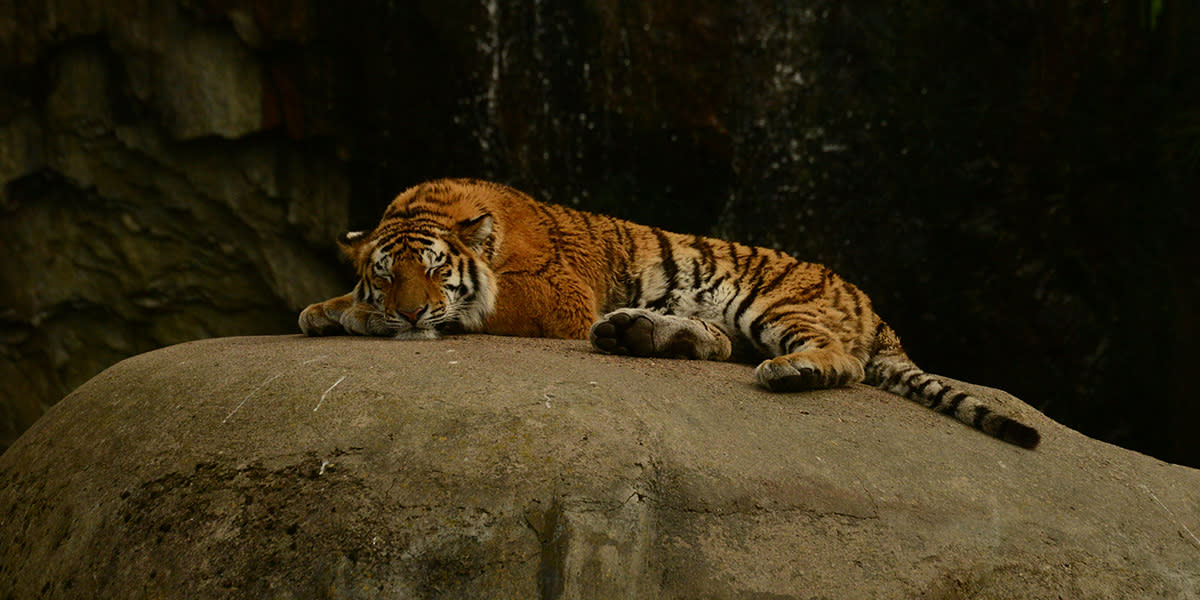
[3,0,1198,468]
[0,335,1197,599]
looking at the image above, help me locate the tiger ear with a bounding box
[456,214,494,255]
[336,230,373,262]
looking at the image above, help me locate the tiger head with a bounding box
[337,213,499,339]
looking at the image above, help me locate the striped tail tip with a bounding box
[997,418,1041,449]
[867,350,1042,450]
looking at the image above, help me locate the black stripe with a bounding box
[689,235,717,270]
[697,274,729,299]
[885,366,920,390]
[728,252,767,319]
[388,208,453,222]
[930,385,953,410]
[651,228,680,291]
[465,255,479,289]
[995,419,1014,442]
[729,270,768,328]
[746,281,826,336]
[379,220,450,239]
[608,216,629,249]
[538,202,565,239]
[601,239,619,288]
[995,418,1022,442]
[640,228,680,309]
[996,419,1039,448]
[378,231,440,251]
[453,215,488,231]
[622,222,639,302]
[898,370,921,395]
[972,405,992,429]
[724,240,742,270]
[874,320,888,337]
[604,217,629,293]
[647,291,673,310]
[622,224,642,304]
[526,204,564,277]
[849,288,866,320]
[540,204,565,241]
[747,303,783,344]
[407,235,439,248]
[882,366,905,388]
[738,246,761,282]
[915,377,938,396]
[777,326,812,354]
[755,306,822,328]
[416,185,457,205]
[621,222,636,264]
[748,272,825,328]
[900,369,924,388]
[830,276,844,307]
[688,235,716,292]
[747,305,778,342]
[942,392,968,416]
[760,264,794,293]
[731,287,761,328]
[744,269,804,341]
[579,210,597,239]
[632,278,644,306]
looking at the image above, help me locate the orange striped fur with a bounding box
[300,178,1040,448]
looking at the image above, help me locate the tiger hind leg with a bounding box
[589,308,733,360]
[755,341,866,392]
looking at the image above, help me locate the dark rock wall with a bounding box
[1,1,1196,465]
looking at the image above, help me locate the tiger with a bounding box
[299,178,1040,449]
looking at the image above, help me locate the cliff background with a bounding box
[0,1,1196,466]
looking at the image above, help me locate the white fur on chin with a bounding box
[393,328,439,340]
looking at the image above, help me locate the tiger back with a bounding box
[300,178,1040,449]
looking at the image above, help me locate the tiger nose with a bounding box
[396,307,426,324]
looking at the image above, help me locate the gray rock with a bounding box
[2,0,1198,472]
[0,17,351,450]
[1,335,1197,599]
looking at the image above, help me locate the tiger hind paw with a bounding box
[589,308,731,360]
[755,351,865,391]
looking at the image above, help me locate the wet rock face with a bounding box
[0,3,354,449]
[0,1,1197,465]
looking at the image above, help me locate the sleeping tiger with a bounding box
[300,178,1040,449]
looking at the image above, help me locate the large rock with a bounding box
[1,335,1197,599]
[1,0,1198,468]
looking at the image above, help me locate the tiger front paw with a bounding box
[298,294,390,337]
[299,302,346,336]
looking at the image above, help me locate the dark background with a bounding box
[1,1,1196,466]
